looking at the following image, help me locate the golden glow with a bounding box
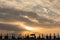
[0,21,60,34]
[25,26,36,30]
[24,26,43,31]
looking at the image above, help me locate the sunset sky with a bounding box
[0,0,60,34]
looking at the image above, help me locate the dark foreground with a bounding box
[0,34,60,40]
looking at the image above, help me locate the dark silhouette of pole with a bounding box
[0,34,2,40]
[49,33,52,40]
[41,34,45,40]
[53,34,56,40]
[37,34,41,40]
[11,34,16,40]
[3,34,9,40]
[46,34,49,40]
[57,34,60,40]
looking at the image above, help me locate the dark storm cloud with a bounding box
[0,23,24,31]
[0,7,38,24]
[0,7,60,28]
[0,7,55,23]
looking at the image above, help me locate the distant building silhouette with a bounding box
[3,34,9,40]
[0,33,60,40]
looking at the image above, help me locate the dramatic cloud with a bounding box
[0,7,58,26]
[0,0,60,31]
[0,23,25,31]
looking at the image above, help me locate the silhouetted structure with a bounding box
[0,33,60,40]
[0,34,2,40]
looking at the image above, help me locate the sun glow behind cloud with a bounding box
[25,26,41,31]
[25,26,38,31]
[0,21,60,34]
[0,21,43,32]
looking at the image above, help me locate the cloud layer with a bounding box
[0,0,60,31]
[0,23,24,31]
